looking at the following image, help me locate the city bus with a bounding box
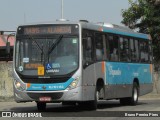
[12,20,153,111]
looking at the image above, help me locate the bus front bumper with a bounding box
[14,86,83,103]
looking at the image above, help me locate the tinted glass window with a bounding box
[82,30,94,64]
[95,34,105,61]
[149,41,152,63]
[139,41,149,62]
[120,37,130,62]
[108,35,119,61]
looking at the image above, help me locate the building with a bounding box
[0,31,15,61]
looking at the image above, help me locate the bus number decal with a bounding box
[38,66,44,76]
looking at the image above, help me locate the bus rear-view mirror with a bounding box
[6,42,10,55]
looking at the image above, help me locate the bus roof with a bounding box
[19,20,149,40]
[79,21,149,40]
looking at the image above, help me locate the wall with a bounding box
[0,61,13,97]
[153,72,160,94]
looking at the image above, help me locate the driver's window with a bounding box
[82,30,94,64]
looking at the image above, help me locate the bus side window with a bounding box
[149,40,152,63]
[120,37,130,62]
[134,40,139,62]
[105,34,110,60]
[139,41,149,63]
[82,30,94,65]
[130,39,139,62]
[109,35,119,61]
[130,39,135,62]
[145,42,149,63]
[95,34,105,61]
[83,37,92,62]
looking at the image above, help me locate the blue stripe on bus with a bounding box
[106,62,152,85]
[27,78,74,91]
[103,28,148,40]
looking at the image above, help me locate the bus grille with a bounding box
[22,77,70,83]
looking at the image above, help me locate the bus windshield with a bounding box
[15,35,79,77]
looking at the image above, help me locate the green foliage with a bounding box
[121,0,160,62]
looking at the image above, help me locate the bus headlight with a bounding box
[16,82,21,88]
[67,77,80,90]
[14,81,25,91]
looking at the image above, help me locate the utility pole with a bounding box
[24,13,26,24]
[61,0,64,19]
[58,0,66,21]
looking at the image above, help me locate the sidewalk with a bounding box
[0,96,14,102]
[139,93,160,100]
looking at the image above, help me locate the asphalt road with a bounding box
[0,98,160,119]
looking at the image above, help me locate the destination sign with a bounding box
[24,26,71,34]
[17,25,79,35]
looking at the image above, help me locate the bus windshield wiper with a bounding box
[47,35,63,62]
[48,35,63,55]
[27,35,44,62]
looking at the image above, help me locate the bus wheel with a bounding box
[120,82,139,105]
[89,88,99,110]
[36,102,46,111]
[129,82,139,105]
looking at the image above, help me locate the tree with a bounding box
[121,0,160,64]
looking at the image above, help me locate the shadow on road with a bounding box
[10,100,148,113]
[98,101,147,109]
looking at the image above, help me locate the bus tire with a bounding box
[129,82,139,105]
[120,82,139,105]
[88,87,99,110]
[37,102,46,111]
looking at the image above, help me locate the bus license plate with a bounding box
[39,97,51,102]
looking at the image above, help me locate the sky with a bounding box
[0,0,129,31]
